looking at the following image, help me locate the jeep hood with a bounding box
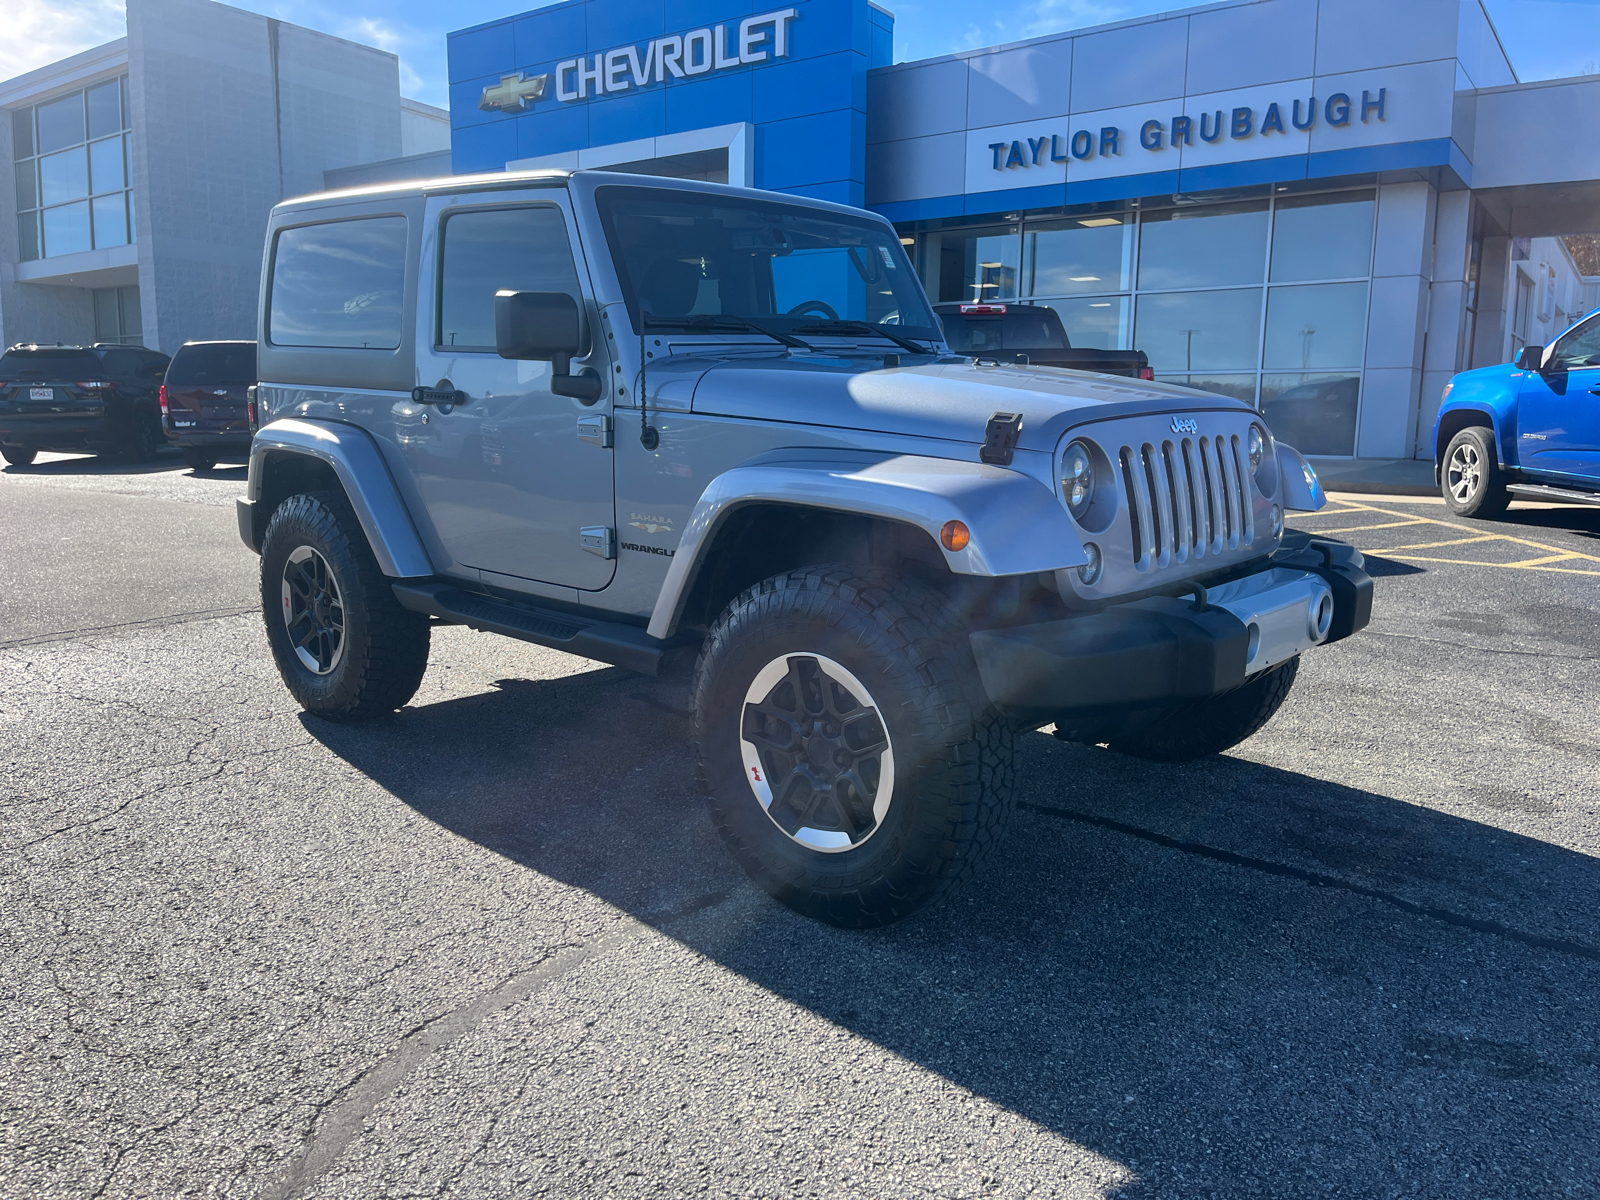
[686,355,1253,452]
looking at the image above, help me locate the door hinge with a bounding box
[580,525,616,559]
[577,413,613,447]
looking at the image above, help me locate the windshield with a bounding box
[596,186,938,342]
[168,342,257,386]
[940,309,1069,353]
[0,349,104,381]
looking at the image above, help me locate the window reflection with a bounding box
[1138,201,1269,290]
[1155,374,1259,404]
[13,74,133,261]
[1022,215,1132,296]
[1263,282,1368,370]
[925,225,1018,302]
[43,202,91,257]
[1270,191,1374,282]
[1135,288,1262,372]
[1036,296,1131,350]
[1261,374,1359,456]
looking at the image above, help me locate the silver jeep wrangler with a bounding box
[238,170,1372,927]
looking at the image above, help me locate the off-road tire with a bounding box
[1111,657,1300,762]
[181,448,216,472]
[0,445,36,466]
[693,565,1015,927]
[1441,426,1510,518]
[260,490,430,720]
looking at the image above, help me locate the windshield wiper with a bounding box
[789,319,930,355]
[643,314,812,349]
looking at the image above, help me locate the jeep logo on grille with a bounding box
[1171,417,1199,435]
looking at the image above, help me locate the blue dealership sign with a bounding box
[448,0,892,206]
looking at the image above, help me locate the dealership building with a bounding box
[0,0,448,356]
[447,0,1600,460]
[3,0,1597,463]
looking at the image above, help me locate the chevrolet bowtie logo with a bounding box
[479,72,550,112]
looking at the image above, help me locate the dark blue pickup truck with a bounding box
[1434,306,1600,516]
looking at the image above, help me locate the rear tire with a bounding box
[1440,427,1510,518]
[113,410,162,463]
[692,566,1015,927]
[1110,657,1300,762]
[260,491,430,721]
[181,448,216,472]
[0,445,36,466]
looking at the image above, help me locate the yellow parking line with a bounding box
[1500,552,1580,568]
[1369,534,1500,553]
[1345,502,1600,566]
[1385,554,1600,577]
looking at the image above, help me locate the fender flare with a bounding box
[646,451,1089,640]
[1275,442,1327,513]
[241,418,432,578]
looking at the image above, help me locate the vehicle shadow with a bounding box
[302,666,1600,1196]
[2,451,248,479]
[1502,502,1600,539]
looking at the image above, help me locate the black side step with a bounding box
[1506,483,1600,507]
[392,582,666,675]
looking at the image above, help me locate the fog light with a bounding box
[940,520,970,551]
[1078,542,1102,585]
[1312,592,1334,640]
[1270,504,1282,535]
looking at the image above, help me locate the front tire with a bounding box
[1,445,36,466]
[1441,427,1510,518]
[692,566,1015,928]
[1110,657,1299,762]
[260,491,430,720]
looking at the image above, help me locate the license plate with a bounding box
[30,387,53,400]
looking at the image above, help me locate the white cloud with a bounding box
[0,0,128,84]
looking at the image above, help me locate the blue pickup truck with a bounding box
[1434,306,1600,516]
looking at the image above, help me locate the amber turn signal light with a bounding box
[940,520,970,551]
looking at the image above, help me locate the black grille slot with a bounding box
[1119,446,1142,564]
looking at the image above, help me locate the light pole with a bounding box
[1179,329,1200,373]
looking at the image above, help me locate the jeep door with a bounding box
[405,190,615,590]
[1516,313,1600,480]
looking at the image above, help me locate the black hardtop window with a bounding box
[1549,313,1600,370]
[268,216,407,350]
[168,342,257,385]
[0,348,103,381]
[438,206,580,351]
[595,185,938,338]
[942,309,1069,353]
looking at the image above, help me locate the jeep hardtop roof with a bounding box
[271,168,884,227]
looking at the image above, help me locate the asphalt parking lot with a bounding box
[3,450,1599,1199]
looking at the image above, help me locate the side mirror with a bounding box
[494,290,601,402]
[1515,344,1545,371]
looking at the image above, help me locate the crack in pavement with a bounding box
[0,606,258,650]
[257,942,597,1200]
[1020,802,1600,965]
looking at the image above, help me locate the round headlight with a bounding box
[1248,424,1265,471]
[1062,440,1095,519]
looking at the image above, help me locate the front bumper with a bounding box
[969,545,1371,727]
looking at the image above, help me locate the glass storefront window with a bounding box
[1263,282,1368,370]
[926,225,1018,303]
[1137,201,1269,290]
[1134,288,1262,372]
[12,75,133,263]
[1156,374,1259,404]
[43,202,91,257]
[1270,191,1375,282]
[1261,373,1359,456]
[1022,215,1132,296]
[1037,296,1131,351]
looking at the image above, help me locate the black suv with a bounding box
[0,343,170,465]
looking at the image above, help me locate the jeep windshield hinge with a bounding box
[580,525,616,559]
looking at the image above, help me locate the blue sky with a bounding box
[6,0,1598,108]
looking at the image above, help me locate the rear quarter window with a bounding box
[268,216,407,350]
[168,343,257,385]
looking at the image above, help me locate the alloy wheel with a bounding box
[739,653,895,852]
[1447,442,1481,503]
[280,545,346,675]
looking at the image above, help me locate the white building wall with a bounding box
[401,99,451,158]
[1360,180,1436,457]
